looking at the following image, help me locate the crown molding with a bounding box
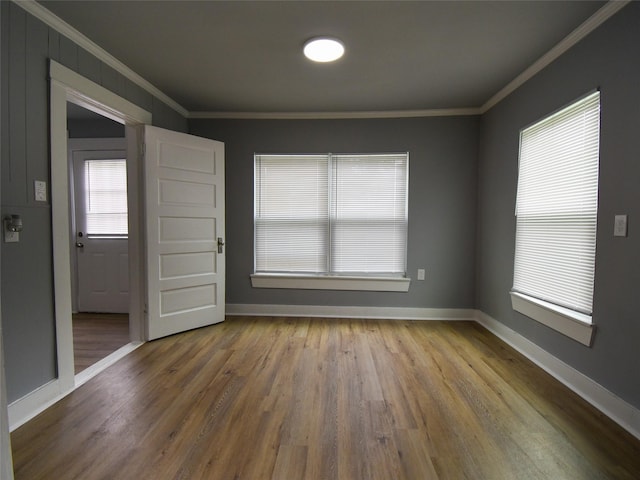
[188,108,482,120]
[481,0,630,113]
[14,0,189,118]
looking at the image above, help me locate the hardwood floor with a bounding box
[72,313,130,374]
[11,317,640,479]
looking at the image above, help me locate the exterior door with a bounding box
[144,126,225,340]
[73,149,129,313]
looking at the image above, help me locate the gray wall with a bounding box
[189,117,479,309]
[476,2,640,409]
[67,117,125,139]
[0,2,187,403]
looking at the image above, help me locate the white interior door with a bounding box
[73,149,129,313]
[144,126,225,340]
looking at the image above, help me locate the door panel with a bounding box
[160,252,216,279]
[144,126,225,340]
[73,149,129,313]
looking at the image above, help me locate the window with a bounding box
[511,91,600,345]
[253,153,409,291]
[84,159,128,236]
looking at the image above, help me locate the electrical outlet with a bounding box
[417,268,425,281]
[614,214,628,237]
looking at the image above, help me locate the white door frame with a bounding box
[7,61,152,429]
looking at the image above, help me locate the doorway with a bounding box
[67,104,131,374]
[48,61,151,401]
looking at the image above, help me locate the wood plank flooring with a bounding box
[73,313,130,374]
[11,317,640,479]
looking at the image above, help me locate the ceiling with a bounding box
[39,1,608,115]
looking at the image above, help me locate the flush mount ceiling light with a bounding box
[303,37,345,63]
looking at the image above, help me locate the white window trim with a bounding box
[251,273,410,292]
[510,291,595,346]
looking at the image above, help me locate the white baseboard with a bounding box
[475,310,640,441]
[8,379,73,432]
[226,303,476,321]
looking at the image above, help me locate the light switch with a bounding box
[35,180,47,202]
[614,214,628,237]
[417,268,425,280]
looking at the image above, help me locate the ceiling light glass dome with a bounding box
[303,37,345,63]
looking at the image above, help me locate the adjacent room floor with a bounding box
[72,313,130,374]
[11,316,640,479]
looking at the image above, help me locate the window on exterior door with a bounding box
[84,159,128,237]
[511,91,600,346]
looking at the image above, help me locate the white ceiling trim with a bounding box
[188,108,482,120]
[481,0,630,113]
[16,0,629,120]
[14,0,189,118]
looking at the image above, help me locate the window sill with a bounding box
[251,274,411,292]
[510,291,595,346]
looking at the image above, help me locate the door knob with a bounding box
[76,242,84,248]
[217,237,224,253]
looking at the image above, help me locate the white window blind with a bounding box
[255,155,329,273]
[254,153,408,276]
[84,159,128,236]
[331,154,408,274]
[513,91,600,316]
